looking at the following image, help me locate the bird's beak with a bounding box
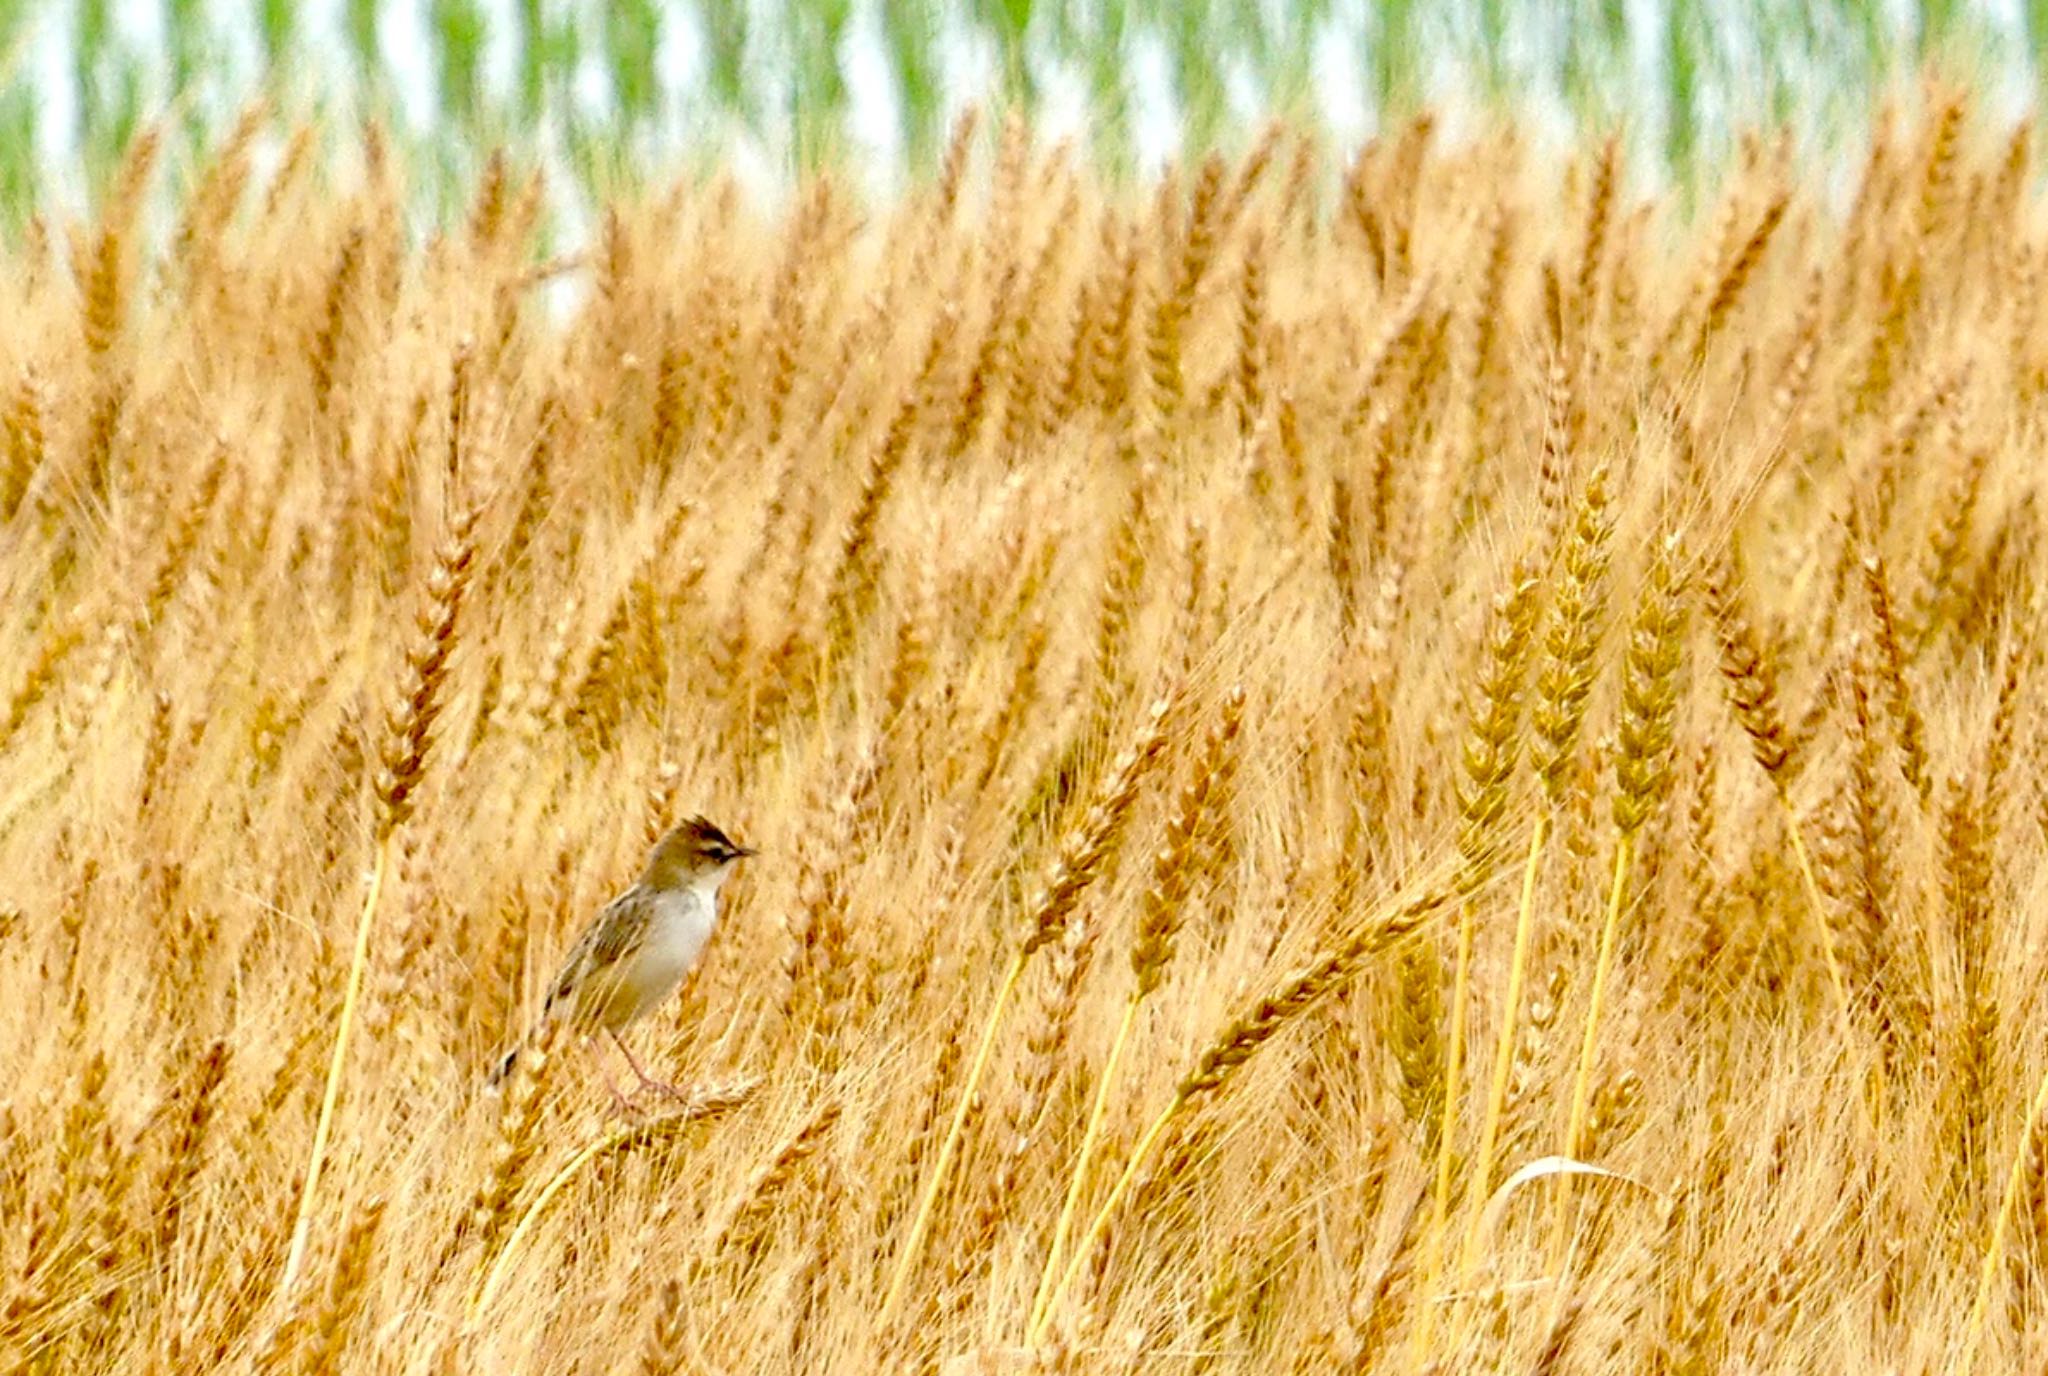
[734,844,759,859]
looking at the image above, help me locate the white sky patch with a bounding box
[842,0,904,200]
[1313,9,1368,152]
[379,0,436,133]
[658,2,705,118]
[29,6,80,211]
[1125,27,1178,175]
[1032,55,1092,155]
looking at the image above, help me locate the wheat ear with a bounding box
[1412,567,1540,1358]
[282,504,476,1293]
[1552,531,1686,1267]
[1707,550,1858,1045]
[1028,686,1244,1332]
[1463,465,1613,1273]
[878,697,1173,1327]
[1028,873,1460,1345]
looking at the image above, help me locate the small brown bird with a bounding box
[490,815,754,1098]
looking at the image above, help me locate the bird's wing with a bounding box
[545,886,652,1012]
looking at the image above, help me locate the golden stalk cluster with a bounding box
[6,79,2048,1371]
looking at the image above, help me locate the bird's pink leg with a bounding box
[608,1030,688,1099]
[585,1035,641,1116]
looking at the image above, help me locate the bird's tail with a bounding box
[487,1014,550,1088]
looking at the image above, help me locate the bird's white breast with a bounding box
[636,881,719,996]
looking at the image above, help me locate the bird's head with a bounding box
[643,815,756,891]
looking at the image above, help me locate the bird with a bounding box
[490,815,755,1101]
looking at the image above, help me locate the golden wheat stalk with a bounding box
[1412,566,1540,1359]
[1028,685,1244,1332]
[1028,871,1460,1346]
[878,696,1173,1327]
[467,1079,758,1321]
[1458,812,1549,1279]
[1462,466,1615,1273]
[1550,531,1686,1265]
[281,506,476,1294]
[1961,1062,2048,1374]
[1707,549,1858,1043]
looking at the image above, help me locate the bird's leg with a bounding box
[608,1029,688,1100]
[586,1035,642,1117]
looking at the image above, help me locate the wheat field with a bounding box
[2,88,2044,1372]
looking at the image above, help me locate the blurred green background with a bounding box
[1,0,2036,221]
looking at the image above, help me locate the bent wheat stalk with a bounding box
[468,1080,757,1321]
[1027,873,1459,1346]
[1028,686,1242,1333]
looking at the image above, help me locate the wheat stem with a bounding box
[1777,791,1857,1045]
[1780,790,1887,1142]
[281,834,393,1294]
[1460,812,1548,1277]
[468,1084,754,1322]
[1030,993,1141,1332]
[1026,1087,1183,1347]
[1551,836,1633,1266]
[1409,898,1479,1361]
[878,947,1027,1326]
[1960,1060,2048,1374]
